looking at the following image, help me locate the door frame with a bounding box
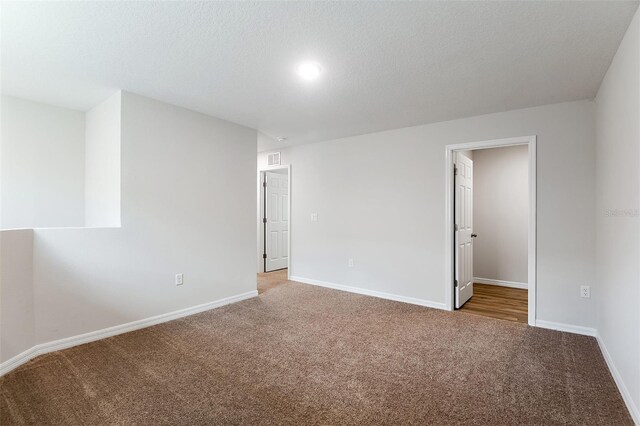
[444,135,536,326]
[257,164,291,279]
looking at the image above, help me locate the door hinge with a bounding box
[454,165,458,175]
[454,280,458,287]
[262,181,267,188]
[262,218,267,224]
[262,253,267,259]
[454,224,458,231]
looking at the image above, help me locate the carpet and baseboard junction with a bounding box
[0,273,633,425]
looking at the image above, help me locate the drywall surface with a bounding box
[0,96,85,229]
[30,92,257,346]
[259,99,596,328]
[85,91,121,227]
[472,145,528,284]
[595,8,640,420]
[0,229,34,361]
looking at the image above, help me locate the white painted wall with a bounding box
[595,8,640,422]
[472,145,528,285]
[0,93,257,360]
[457,150,473,161]
[0,96,85,229]
[29,93,257,345]
[259,99,596,328]
[85,91,121,227]
[0,229,34,362]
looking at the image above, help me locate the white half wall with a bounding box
[259,99,596,329]
[0,229,34,362]
[0,92,258,357]
[472,145,528,285]
[595,7,640,422]
[0,96,85,229]
[85,91,121,227]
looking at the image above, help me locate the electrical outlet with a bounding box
[310,213,318,222]
[580,285,590,298]
[176,273,184,286]
[348,258,354,267]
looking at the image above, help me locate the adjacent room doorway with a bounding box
[263,170,289,272]
[445,136,537,326]
[257,165,291,292]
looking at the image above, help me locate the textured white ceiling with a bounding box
[2,1,638,150]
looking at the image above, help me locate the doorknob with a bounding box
[471,234,477,238]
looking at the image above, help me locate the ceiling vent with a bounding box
[267,152,281,166]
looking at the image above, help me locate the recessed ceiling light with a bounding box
[296,62,322,81]
[276,136,287,142]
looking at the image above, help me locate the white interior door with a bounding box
[455,153,474,308]
[265,171,288,271]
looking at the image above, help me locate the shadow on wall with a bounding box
[31,227,134,344]
[0,229,34,361]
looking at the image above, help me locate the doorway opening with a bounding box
[257,165,291,294]
[445,136,536,325]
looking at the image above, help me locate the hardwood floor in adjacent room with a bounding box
[257,269,288,294]
[458,283,528,323]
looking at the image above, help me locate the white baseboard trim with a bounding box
[2,285,636,423]
[0,347,39,377]
[290,275,448,311]
[473,277,528,289]
[534,320,597,337]
[0,290,258,377]
[596,333,640,425]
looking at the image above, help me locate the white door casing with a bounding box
[445,136,535,325]
[455,153,474,308]
[265,171,289,271]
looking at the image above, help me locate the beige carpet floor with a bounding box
[0,276,632,425]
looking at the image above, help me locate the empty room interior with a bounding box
[0,2,639,425]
